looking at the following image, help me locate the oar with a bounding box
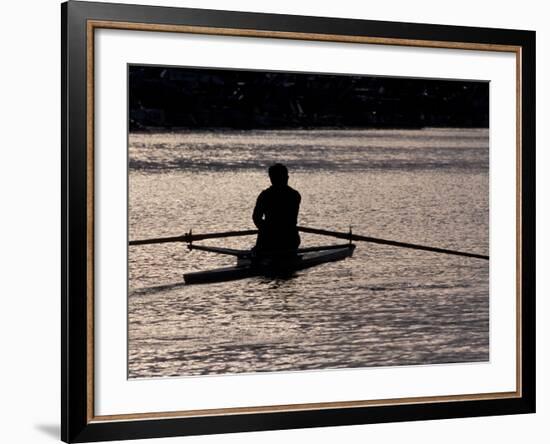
[130,226,488,260]
[188,243,250,257]
[129,229,258,246]
[297,226,489,260]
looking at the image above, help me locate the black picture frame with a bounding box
[61,1,536,442]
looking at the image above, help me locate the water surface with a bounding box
[128,128,489,378]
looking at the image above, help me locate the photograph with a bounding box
[127,65,490,379]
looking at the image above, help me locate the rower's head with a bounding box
[268,163,289,186]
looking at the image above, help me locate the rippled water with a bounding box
[128,128,489,378]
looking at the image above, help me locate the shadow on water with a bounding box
[34,424,59,440]
[258,272,298,285]
[131,274,301,296]
[131,281,187,296]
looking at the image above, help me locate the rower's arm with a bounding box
[252,193,265,229]
[293,191,301,224]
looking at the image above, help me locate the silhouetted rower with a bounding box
[253,164,301,255]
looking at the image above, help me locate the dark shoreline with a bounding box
[128,126,489,134]
[130,66,489,131]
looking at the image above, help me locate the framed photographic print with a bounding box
[61,1,536,442]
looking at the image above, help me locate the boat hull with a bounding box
[184,244,355,285]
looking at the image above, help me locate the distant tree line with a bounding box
[129,65,489,130]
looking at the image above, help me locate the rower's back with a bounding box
[253,164,301,253]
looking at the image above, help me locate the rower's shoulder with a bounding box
[263,185,300,199]
[257,187,273,201]
[288,186,301,199]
